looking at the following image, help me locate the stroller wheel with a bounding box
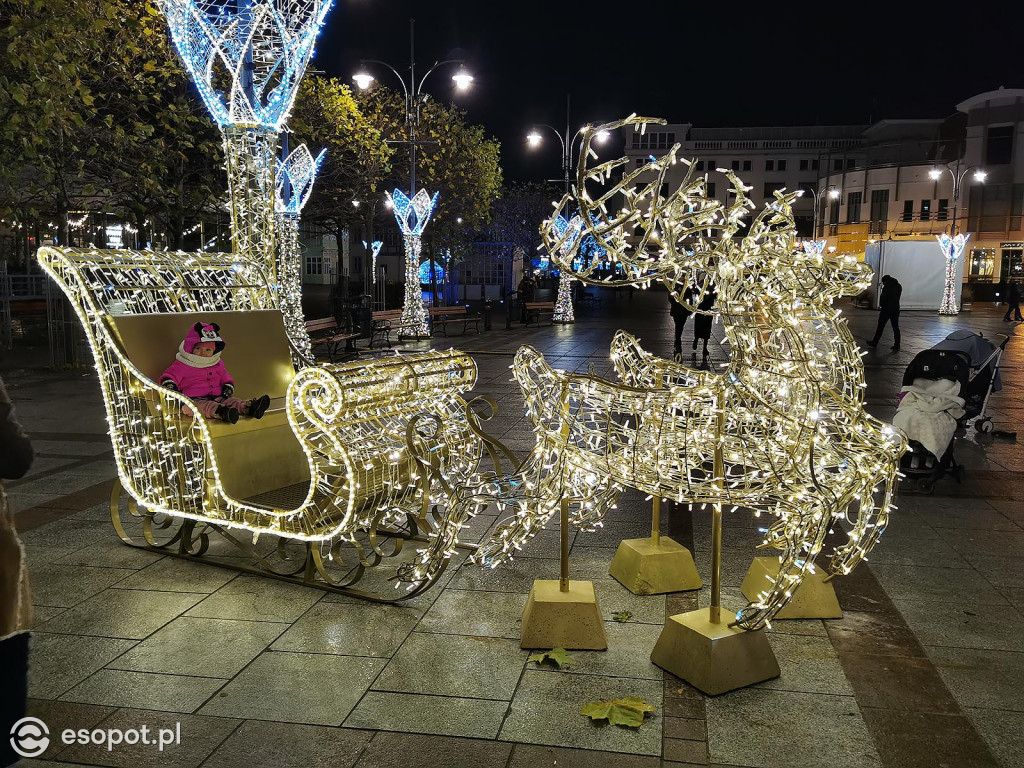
[917,479,935,494]
[975,418,994,434]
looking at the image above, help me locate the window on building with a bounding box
[764,182,786,199]
[660,183,669,197]
[667,133,675,144]
[799,159,809,171]
[828,200,840,233]
[706,181,716,197]
[920,200,931,221]
[731,160,740,171]
[743,160,751,171]
[635,158,644,167]
[847,191,862,223]
[707,160,717,171]
[986,125,1014,165]
[765,160,774,171]
[937,199,949,221]
[833,159,843,171]
[870,188,890,234]
[812,159,819,170]
[902,200,914,222]
[846,159,856,170]
[695,160,704,171]
[970,248,996,280]
[778,159,787,171]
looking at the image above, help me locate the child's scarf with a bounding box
[176,342,221,368]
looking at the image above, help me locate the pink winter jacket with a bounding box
[160,359,234,399]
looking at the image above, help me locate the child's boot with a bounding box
[216,404,239,424]
[247,394,271,419]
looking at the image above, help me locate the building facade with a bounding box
[621,88,1024,291]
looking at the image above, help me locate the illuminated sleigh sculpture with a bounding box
[37,246,487,600]
[456,117,906,633]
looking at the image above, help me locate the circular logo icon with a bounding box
[10,716,49,758]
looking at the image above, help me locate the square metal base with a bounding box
[740,556,842,620]
[650,608,780,695]
[521,579,608,650]
[608,537,703,595]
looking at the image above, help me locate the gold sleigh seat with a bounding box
[108,309,310,502]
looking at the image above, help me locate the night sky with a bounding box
[314,0,1021,181]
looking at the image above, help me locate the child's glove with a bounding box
[221,383,234,398]
[161,378,179,392]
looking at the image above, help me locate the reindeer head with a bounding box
[541,115,872,314]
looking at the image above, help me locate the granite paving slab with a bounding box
[35,589,207,640]
[28,632,138,700]
[201,720,372,768]
[344,691,508,739]
[271,601,420,657]
[499,669,662,756]
[59,668,226,713]
[198,651,386,725]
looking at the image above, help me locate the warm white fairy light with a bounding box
[37,246,486,594]
[471,114,908,630]
[937,233,969,315]
[390,189,439,337]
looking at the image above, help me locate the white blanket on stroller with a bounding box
[894,378,966,460]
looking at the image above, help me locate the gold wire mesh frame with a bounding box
[463,115,908,631]
[37,246,488,599]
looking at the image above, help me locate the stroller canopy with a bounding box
[932,330,1003,393]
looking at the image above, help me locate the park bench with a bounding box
[37,246,487,602]
[305,316,360,361]
[579,291,604,308]
[428,305,481,336]
[369,309,406,347]
[524,301,556,326]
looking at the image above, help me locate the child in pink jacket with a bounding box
[160,322,270,424]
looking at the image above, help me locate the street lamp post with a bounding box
[929,160,986,237]
[527,96,608,323]
[797,186,841,239]
[353,19,472,331]
[930,161,985,316]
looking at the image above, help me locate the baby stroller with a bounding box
[895,331,1008,492]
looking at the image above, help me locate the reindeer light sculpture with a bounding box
[471,115,906,692]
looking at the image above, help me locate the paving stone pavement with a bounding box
[4,289,1023,767]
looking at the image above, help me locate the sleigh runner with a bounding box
[38,246,488,600]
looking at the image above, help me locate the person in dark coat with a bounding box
[1004,280,1023,322]
[691,284,717,359]
[518,274,536,322]
[867,274,902,351]
[669,283,697,357]
[1,375,34,768]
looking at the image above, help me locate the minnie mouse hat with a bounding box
[183,322,225,353]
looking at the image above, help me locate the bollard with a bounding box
[483,301,492,331]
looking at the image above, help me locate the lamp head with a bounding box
[352,71,374,90]
[929,168,942,180]
[527,131,543,148]
[974,169,987,182]
[594,129,610,144]
[828,188,840,200]
[452,69,473,91]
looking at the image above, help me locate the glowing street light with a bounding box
[452,69,474,90]
[352,71,375,90]
[930,162,985,236]
[795,185,841,239]
[527,131,543,148]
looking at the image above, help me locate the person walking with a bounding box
[517,273,536,323]
[1,375,34,768]
[867,274,902,351]
[1004,280,1023,322]
[669,283,696,357]
[692,284,717,360]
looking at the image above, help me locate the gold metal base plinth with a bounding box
[608,537,703,595]
[520,579,608,650]
[740,556,843,620]
[650,608,780,695]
